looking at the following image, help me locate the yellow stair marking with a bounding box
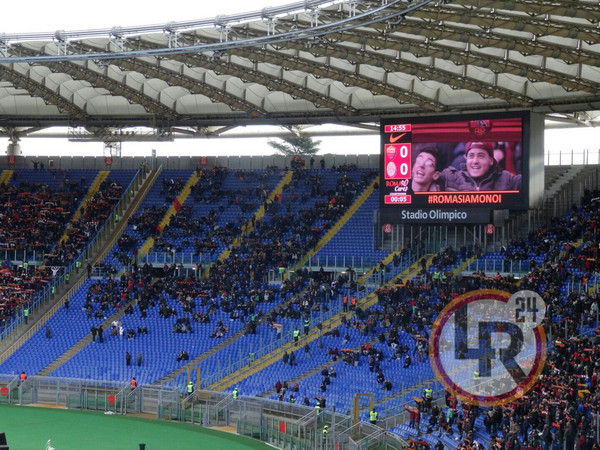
[454,254,478,274]
[358,254,434,311]
[209,254,433,392]
[59,171,110,244]
[357,248,398,285]
[0,170,14,185]
[138,171,200,260]
[298,177,379,268]
[213,169,294,265]
[253,170,294,224]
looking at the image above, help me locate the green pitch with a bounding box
[0,404,270,450]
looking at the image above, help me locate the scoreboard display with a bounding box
[380,112,530,224]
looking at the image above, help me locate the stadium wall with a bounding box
[0,153,381,171]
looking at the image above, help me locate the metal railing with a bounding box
[0,375,175,415]
[337,421,408,450]
[0,248,45,264]
[305,255,377,272]
[142,251,216,266]
[463,258,533,277]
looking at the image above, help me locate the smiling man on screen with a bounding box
[441,142,522,191]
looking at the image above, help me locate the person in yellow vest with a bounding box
[423,385,433,411]
[433,269,441,287]
[315,403,321,416]
[369,408,378,425]
[187,381,194,395]
[233,387,239,399]
[322,425,328,442]
[473,370,480,380]
[293,329,300,344]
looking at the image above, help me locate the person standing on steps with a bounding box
[370,408,378,426]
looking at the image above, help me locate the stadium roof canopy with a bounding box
[1,0,599,143]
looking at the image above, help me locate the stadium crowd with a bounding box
[0,166,599,450]
[0,171,124,327]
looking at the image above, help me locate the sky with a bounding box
[1,0,599,158]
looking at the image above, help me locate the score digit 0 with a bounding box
[397,144,411,179]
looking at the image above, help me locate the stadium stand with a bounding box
[0,163,599,450]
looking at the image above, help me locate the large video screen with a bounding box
[380,112,529,223]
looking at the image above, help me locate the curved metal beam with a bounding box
[133,36,360,116]
[0,0,341,42]
[12,44,179,121]
[74,42,268,118]
[326,28,600,96]
[225,24,530,107]
[194,33,445,110]
[391,15,600,67]
[0,0,435,64]
[472,0,600,25]
[413,5,600,45]
[0,64,88,121]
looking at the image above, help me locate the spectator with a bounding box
[440,142,521,191]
